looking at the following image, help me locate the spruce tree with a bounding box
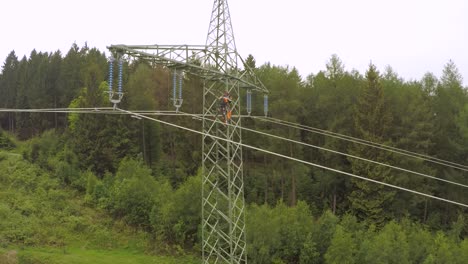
[348,63,395,226]
[0,51,19,132]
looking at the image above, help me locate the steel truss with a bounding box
[108,1,267,263]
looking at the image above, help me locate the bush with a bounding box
[151,172,201,248]
[247,201,315,264]
[23,130,61,168]
[0,130,16,150]
[311,210,339,261]
[325,225,357,264]
[109,158,157,228]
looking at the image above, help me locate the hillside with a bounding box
[0,148,199,264]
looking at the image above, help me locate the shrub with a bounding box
[0,130,16,150]
[109,158,157,228]
[247,201,315,263]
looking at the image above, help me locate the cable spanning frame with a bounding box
[1,107,465,207]
[19,107,463,173]
[2,107,465,189]
[183,112,468,189]
[0,108,214,117]
[0,108,261,118]
[117,108,468,209]
[254,116,468,172]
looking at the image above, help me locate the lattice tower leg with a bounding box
[202,79,247,264]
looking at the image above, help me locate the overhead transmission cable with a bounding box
[183,112,468,189]
[118,108,468,209]
[1,106,465,207]
[0,108,182,116]
[252,116,468,172]
[0,108,261,118]
[3,107,466,190]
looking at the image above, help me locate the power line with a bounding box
[0,108,185,116]
[118,108,468,209]
[253,116,468,172]
[2,106,466,207]
[4,107,464,188]
[0,107,116,111]
[19,107,463,173]
[183,113,468,189]
[0,108,260,118]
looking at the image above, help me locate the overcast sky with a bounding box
[0,0,467,84]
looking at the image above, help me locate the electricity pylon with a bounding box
[108,0,268,263]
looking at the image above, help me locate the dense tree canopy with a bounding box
[0,45,467,263]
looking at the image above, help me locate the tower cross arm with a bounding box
[108,44,268,93]
[109,44,208,66]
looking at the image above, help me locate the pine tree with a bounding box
[348,63,395,226]
[381,70,435,221]
[0,51,19,132]
[15,56,31,139]
[59,43,84,111]
[313,55,361,214]
[432,60,465,162]
[69,82,137,175]
[431,60,467,226]
[244,54,256,70]
[46,51,63,129]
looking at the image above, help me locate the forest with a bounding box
[0,44,467,263]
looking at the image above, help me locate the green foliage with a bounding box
[68,82,138,175]
[423,232,459,264]
[21,130,84,191]
[299,233,319,264]
[456,103,468,163]
[84,170,99,204]
[311,210,339,261]
[402,220,433,264]
[17,247,200,264]
[125,64,162,167]
[460,240,468,263]
[348,64,395,226]
[23,130,61,167]
[246,203,282,263]
[0,154,71,246]
[325,225,356,264]
[0,130,16,150]
[108,158,157,228]
[0,151,175,260]
[151,172,201,248]
[364,221,410,264]
[67,93,83,132]
[1,45,467,263]
[448,213,466,242]
[246,201,315,263]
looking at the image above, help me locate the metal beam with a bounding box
[108,44,268,94]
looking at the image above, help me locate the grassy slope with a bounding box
[0,151,200,264]
[18,248,198,264]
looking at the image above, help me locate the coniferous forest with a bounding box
[0,45,467,263]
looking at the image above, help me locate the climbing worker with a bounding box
[219,91,232,124]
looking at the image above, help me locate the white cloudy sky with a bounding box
[0,0,467,83]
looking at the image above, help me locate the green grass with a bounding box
[17,247,200,264]
[0,149,201,264]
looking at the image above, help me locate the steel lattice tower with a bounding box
[108,1,267,263]
[202,1,245,263]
